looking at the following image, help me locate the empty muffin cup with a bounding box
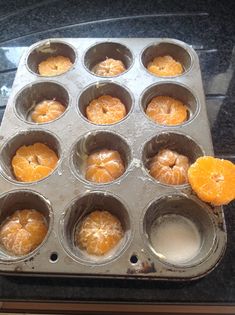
[27,40,76,76]
[0,189,52,261]
[84,42,133,76]
[140,82,198,126]
[60,192,131,264]
[142,194,216,267]
[141,40,193,77]
[0,130,61,183]
[14,81,69,124]
[70,131,131,184]
[142,132,204,186]
[77,81,133,125]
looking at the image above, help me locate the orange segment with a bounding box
[11,143,58,182]
[31,165,53,182]
[31,100,66,123]
[33,143,58,168]
[146,96,188,126]
[150,149,190,185]
[93,58,126,77]
[147,55,183,77]
[38,55,72,76]
[188,156,235,206]
[86,95,127,125]
[85,149,125,183]
[0,209,48,256]
[85,166,113,183]
[75,210,124,256]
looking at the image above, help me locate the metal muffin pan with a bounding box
[0,38,227,279]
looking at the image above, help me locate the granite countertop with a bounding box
[0,0,234,305]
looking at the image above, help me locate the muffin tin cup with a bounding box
[14,81,70,124]
[70,130,132,185]
[141,39,193,78]
[83,41,133,77]
[0,129,62,185]
[141,194,217,268]
[140,82,199,127]
[0,189,53,263]
[142,131,205,187]
[59,191,132,265]
[77,81,134,126]
[26,39,77,77]
[0,38,227,280]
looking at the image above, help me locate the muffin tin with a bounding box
[0,38,227,279]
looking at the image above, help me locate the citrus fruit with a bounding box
[31,100,66,123]
[12,143,58,182]
[188,156,235,206]
[146,96,188,126]
[86,95,127,125]
[38,55,72,76]
[147,55,183,77]
[149,149,190,185]
[75,210,124,256]
[93,58,126,76]
[0,209,48,256]
[85,149,125,183]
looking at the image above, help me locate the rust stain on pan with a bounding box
[127,261,156,274]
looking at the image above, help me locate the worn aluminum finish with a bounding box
[0,38,227,279]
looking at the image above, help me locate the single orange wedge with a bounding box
[188,156,235,206]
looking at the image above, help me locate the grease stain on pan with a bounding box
[127,261,156,274]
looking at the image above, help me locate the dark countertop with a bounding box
[0,0,235,305]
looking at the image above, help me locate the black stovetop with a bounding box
[0,0,234,304]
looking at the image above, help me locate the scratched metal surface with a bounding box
[0,38,226,279]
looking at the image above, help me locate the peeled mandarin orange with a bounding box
[86,95,126,125]
[75,210,124,256]
[0,209,48,256]
[31,100,66,123]
[12,143,58,182]
[150,149,190,185]
[188,156,235,206]
[147,55,183,77]
[85,149,125,183]
[146,96,188,126]
[38,55,72,76]
[93,58,126,76]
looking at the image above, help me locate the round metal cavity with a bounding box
[59,191,132,265]
[26,40,77,76]
[141,194,216,267]
[140,82,199,126]
[0,129,61,184]
[0,189,53,262]
[70,130,132,185]
[14,81,69,124]
[141,40,193,77]
[84,42,133,77]
[77,81,134,125]
[142,132,204,186]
